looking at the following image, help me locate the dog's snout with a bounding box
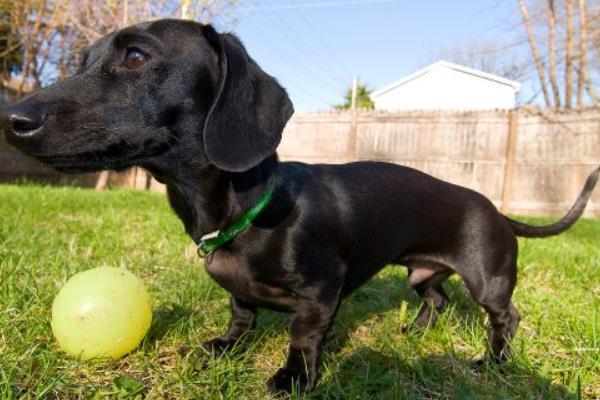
[0,102,48,140]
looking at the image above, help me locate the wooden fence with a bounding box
[278,109,600,217]
[1,109,599,216]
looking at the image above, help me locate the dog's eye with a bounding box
[124,48,148,70]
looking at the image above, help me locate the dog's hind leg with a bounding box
[483,301,520,363]
[403,263,453,332]
[461,256,520,363]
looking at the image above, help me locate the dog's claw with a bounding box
[471,358,487,372]
[471,356,507,374]
[202,336,236,356]
[266,367,311,397]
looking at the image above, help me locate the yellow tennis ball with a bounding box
[51,267,152,360]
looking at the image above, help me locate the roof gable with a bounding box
[371,60,522,98]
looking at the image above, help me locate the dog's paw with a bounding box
[402,319,436,333]
[471,356,507,374]
[401,322,427,333]
[266,367,311,397]
[201,336,236,356]
[471,358,488,373]
[471,354,509,373]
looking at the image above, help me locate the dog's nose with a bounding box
[0,102,48,139]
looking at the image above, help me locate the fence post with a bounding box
[348,75,358,160]
[129,167,137,188]
[500,110,519,214]
[95,171,110,191]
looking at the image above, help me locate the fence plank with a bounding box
[500,111,519,213]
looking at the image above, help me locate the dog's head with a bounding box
[0,19,293,173]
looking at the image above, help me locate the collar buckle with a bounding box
[197,230,220,258]
[197,243,210,258]
[195,180,277,259]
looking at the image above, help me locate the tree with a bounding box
[335,83,374,110]
[0,0,240,93]
[0,7,21,82]
[576,0,587,107]
[547,0,561,109]
[517,0,594,109]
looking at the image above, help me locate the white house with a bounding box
[370,60,521,111]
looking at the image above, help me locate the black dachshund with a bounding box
[1,19,598,396]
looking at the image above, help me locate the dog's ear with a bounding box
[202,26,294,172]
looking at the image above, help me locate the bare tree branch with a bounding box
[577,0,587,108]
[565,0,575,108]
[1,0,240,95]
[547,0,561,109]
[518,0,552,108]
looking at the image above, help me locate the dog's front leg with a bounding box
[203,296,257,355]
[266,291,341,396]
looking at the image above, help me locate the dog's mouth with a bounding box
[35,153,134,173]
[32,137,178,174]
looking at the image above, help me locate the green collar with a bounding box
[197,180,277,258]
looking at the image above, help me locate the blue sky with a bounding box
[229,0,527,111]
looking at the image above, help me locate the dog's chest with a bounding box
[204,250,297,311]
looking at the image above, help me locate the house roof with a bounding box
[371,60,522,98]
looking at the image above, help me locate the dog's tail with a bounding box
[504,166,599,238]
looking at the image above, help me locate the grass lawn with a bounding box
[0,184,599,399]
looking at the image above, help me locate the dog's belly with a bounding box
[204,250,298,311]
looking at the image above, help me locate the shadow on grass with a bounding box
[254,268,481,353]
[311,348,578,400]
[144,266,481,352]
[251,271,576,399]
[143,303,194,345]
[143,270,576,399]
[334,271,481,350]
